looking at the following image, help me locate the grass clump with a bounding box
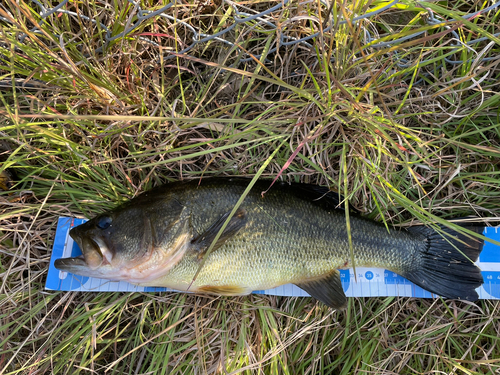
[1,0,500,373]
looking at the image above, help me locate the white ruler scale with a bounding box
[46,217,500,299]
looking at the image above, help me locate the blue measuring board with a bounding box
[46,218,500,299]
[477,227,500,298]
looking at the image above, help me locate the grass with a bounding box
[1,0,500,373]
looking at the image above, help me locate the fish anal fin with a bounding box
[198,285,249,296]
[192,208,247,257]
[295,270,347,310]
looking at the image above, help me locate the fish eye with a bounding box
[96,216,112,229]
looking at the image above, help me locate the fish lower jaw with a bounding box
[116,262,181,285]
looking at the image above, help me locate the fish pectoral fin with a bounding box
[197,285,250,296]
[191,208,247,257]
[294,270,347,310]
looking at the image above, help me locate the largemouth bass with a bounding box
[54,178,484,308]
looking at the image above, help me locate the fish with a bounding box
[54,178,484,309]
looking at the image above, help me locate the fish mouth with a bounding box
[54,228,109,274]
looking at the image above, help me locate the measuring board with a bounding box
[45,217,500,299]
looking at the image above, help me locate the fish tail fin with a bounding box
[403,223,484,300]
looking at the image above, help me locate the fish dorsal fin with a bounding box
[294,270,347,310]
[191,208,247,257]
[288,183,358,213]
